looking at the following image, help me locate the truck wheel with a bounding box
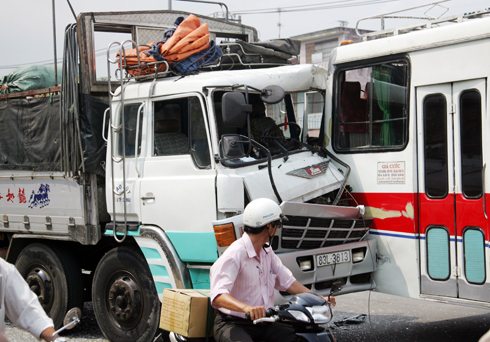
[15,243,84,328]
[92,246,160,342]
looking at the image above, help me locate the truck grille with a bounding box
[279,216,372,250]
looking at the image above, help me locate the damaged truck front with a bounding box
[207,64,377,298]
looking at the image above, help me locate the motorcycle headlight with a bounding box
[306,305,333,324]
[289,310,311,323]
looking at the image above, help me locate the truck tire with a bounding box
[15,243,84,328]
[92,246,160,342]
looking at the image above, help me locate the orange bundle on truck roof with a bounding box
[118,14,212,76]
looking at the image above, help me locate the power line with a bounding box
[233,0,401,14]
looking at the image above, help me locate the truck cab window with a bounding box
[189,97,211,168]
[213,91,306,166]
[116,103,143,158]
[153,97,211,168]
[153,102,189,156]
[334,59,409,152]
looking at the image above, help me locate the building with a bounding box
[292,26,372,68]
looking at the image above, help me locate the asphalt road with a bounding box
[4,291,490,341]
[332,291,490,342]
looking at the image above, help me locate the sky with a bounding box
[0,0,489,78]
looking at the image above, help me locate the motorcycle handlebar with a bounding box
[245,308,275,320]
[253,317,277,324]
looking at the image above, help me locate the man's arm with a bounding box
[40,327,59,342]
[0,332,9,342]
[286,280,336,306]
[213,293,266,320]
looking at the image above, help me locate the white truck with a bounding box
[0,10,376,342]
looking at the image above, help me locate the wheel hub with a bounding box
[108,276,142,325]
[26,268,52,306]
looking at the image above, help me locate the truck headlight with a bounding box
[296,256,313,271]
[352,247,366,263]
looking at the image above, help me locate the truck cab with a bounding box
[107,62,377,300]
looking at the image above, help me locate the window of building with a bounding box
[292,92,324,135]
[333,58,409,152]
[314,39,338,63]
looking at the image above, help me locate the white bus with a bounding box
[326,8,490,305]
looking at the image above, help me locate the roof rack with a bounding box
[78,10,259,94]
[205,42,295,70]
[356,1,490,40]
[111,41,296,82]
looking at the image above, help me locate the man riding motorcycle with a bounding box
[210,198,336,342]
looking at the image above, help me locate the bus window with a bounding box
[334,59,408,152]
[460,90,483,199]
[426,226,450,281]
[463,227,486,284]
[423,94,448,199]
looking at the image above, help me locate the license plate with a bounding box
[316,251,351,267]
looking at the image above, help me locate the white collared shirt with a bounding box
[0,258,53,338]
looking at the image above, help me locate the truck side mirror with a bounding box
[261,85,285,104]
[222,92,252,127]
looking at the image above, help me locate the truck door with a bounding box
[417,79,488,301]
[140,94,217,258]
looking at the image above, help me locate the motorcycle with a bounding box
[168,282,343,342]
[249,282,343,342]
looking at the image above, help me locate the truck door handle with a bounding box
[141,196,155,200]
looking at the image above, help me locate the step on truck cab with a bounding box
[0,10,376,342]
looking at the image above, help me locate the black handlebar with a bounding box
[245,308,275,320]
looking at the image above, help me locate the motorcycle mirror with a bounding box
[260,85,285,104]
[63,307,81,329]
[330,282,343,295]
[52,307,81,341]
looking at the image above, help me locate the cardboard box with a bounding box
[160,289,216,338]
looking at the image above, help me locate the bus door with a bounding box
[417,79,488,301]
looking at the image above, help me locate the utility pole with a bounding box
[169,0,172,10]
[278,8,282,38]
[52,0,58,86]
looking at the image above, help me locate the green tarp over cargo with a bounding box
[0,65,62,94]
[0,96,62,171]
[0,94,109,174]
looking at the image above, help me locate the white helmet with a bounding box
[243,198,283,228]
